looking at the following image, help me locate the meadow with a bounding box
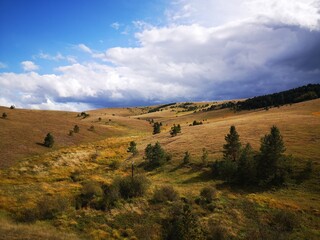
[0,98,319,239]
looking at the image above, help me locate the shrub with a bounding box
[43,133,54,148]
[76,181,103,209]
[271,210,299,232]
[70,170,81,182]
[73,125,80,133]
[183,151,191,164]
[109,159,121,170]
[113,175,150,199]
[10,105,15,109]
[88,125,95,131]
[19,195,70,222]
[163,204,205,240]
[2,112,7,119]
[200,186,216,203]
[36,195,70,220]
[201,148,209,166]
[192,120,203,126]
[69,130,74,136]
[153,186,179,203]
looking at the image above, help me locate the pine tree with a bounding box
[145,142,169,168]
[223,126,241,161]
[153,122,161,134]
[44,133,54,148]
[127,141,138,156]
[170,124,181,137]
[237,143,257,185]
[257,126,288,186]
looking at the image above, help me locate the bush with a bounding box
[76,181,103,209]
[162,204,205,240]
[113,175,150,199]
[201,148,209,166]
[2,112,7,119]
[183,151,191,164]
[153,186,179,203]
[88,125,95,131]
[37,195,70,220]
[43,133,54,148]
[200,186,216,203]
[73,125,80,133]
[69,130,74,136]
[271,210,299,232]
[109,159,121,170]
[19,195,70,222]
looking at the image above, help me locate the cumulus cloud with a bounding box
[1,1,320,111]
[21,61,39,71]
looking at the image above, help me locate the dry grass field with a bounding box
[0,99,319,239]
[0,106,151,168]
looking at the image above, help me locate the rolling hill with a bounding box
[0,93,319,239]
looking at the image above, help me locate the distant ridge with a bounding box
[237,84,320,110]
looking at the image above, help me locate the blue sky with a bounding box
[0,0,168,73]
[0,0,319,111]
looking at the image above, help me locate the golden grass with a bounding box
[0,99,319,239]
[0,106,150,168]
[0,215,79,240]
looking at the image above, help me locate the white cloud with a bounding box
[1,1,319,111]
[167,0,320,30]
[21,61,39,71]
[0,62,8,69]
[77,43,93,54]
[111,22,120,30]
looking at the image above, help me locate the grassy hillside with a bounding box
[0,106,151,168]
[0,99,319,239]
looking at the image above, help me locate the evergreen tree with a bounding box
[223,126,241,161]
[257,126,288,186]
[127,141,138,156]
[170,124,181,137]
[237,143,257,185]
[163,204,205,240]
[145,142,169,168]
[153,122,161,134]
[44,133,54,148]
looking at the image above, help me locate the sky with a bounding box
[0,0,319,111]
